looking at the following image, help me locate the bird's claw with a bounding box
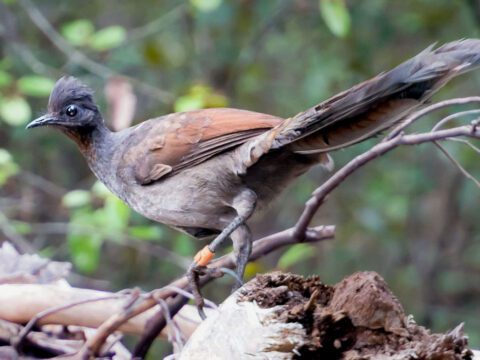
[187,261,224,320]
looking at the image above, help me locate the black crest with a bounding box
[48,76,97,113]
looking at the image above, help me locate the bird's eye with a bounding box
[65,105,78,117]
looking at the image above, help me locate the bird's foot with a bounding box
[187,246,223,319]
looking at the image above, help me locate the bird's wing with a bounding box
[121,108,282,185]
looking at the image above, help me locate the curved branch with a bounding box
[386,97,480,139]
[293,124,480,241]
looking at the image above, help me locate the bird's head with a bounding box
[26,76,102,131]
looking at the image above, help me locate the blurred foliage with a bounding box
[0,0,480,356]
[174,83,228,111]
[0,149,18,185]
[319,0,351,38]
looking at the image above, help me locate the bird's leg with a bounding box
[231,224,252,291]
[187,189,257,318]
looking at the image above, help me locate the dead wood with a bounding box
[180,271,477,360]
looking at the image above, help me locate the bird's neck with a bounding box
[62,121,109,154]
[61,122,116,181]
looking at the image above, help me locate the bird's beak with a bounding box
[26,115,57,129]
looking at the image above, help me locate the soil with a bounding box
[238,271,473,360]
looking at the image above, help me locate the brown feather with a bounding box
[289,98,419,153]
[120,108,282,185]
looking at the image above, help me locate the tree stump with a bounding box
[180,271,476,360]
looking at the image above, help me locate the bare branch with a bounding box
[432,109,480,131]
[0,213,35,254]
[294,124,480,240]
[449,137,480,154]
[127,5,185,43]
[433,142,480,188]
[132,295,189,359]
[386,97,480,140]
[13,294,123,351]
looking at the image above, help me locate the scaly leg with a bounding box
[231,224,252,291]
[187,189,257,318]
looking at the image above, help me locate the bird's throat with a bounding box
[60,122,116,178]
[60,122,120,194]
[60,122,109,155]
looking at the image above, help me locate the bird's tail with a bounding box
[272,39,480,154]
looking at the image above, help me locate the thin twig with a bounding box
[434,142,480,188]
[386,97,480,140]
[132,295,189,359]
[127,5,185,42]
[162,285,218,310]
[20,171,67,197]
[449,137,480,154]
[14,294,123,351]
[0,319,82,356]
[0,213,35,253]
[432,110,480,131]
[157,298,185,353]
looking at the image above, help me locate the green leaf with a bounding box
[67,211,103,273]
[319,0,351,38]
[91,180,112,199]
[0,71,13,88]
[12,220,31,235]
[174,84,228,112]
[0,148,18,185]
[0,148,15,165]
[190,0,222,12]
[62,190,91,208]
[0,96,31,126]
[129,226,163,241]
[89,26,126,51]
[0,57,12,70]
[174,95,204,112]
[99,196,130,234]
[61,19,95,46]
[17,75,55,97]
[173,234,194,256]
[277,243,316,270]
[39,246,55,259]
[68,232,102,273]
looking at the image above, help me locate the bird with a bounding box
[27,39,480,317]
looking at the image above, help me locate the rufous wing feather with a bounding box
[121,108,282,185]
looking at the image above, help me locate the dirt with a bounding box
[238,271,473,360]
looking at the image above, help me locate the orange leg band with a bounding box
[193,246,215,266]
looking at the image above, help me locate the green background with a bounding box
[0,0,479,356]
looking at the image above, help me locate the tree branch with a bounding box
[78,225,335,358]
[293,119,480,241]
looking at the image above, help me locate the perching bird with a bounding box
[27,39,480,316]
